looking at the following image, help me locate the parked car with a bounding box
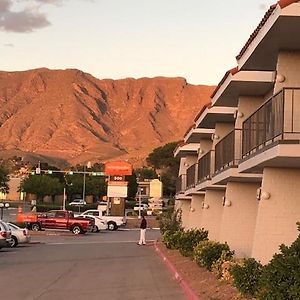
[6,222,30,247]
[0,221,12,249]
[69,199,86,206]
[27,210,93,234]
[133,204,148,211]
[77,210,126,231]
[79,215,107,232]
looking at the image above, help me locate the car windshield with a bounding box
[8,223,19,230]
[1,222,9,231]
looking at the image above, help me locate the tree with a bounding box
[20,175,64,201]
[146,141,180,196]
[0,166,9,194]
[126,173,138,200]
[135,168,158,181]
[147,142,180,172]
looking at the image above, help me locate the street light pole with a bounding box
[63,187,66,210]
[82,164,86,204]
[82,161,91,214]
[138,187,142,219]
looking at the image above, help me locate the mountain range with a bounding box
[0,68,214,167]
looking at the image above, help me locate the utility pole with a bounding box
[138,187,143,219]
[63,187,66,210]
[82,161,91,214]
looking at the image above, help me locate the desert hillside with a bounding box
[0,68,214,166]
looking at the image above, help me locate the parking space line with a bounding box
[46,239,156,245]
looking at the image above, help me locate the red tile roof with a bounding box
[279,0,299,8]
[236,1,299,61]
[193,102,212,123]
[184,124,196,138]
[210,67,238,98]
[236,4,277,60]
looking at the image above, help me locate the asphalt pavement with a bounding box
[0,230,187,300]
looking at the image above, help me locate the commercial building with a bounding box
[175,0,300,264]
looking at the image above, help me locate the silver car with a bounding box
[7,222,31,247]
[0,221,12,249]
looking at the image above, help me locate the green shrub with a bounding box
[211,249,235,280]
[257,222,300,300]
[125,200,136,209]
[163,230,183,249]
[159,208,182,234]
[230,258,263,297]
[193,240,231,270]
[178,228,208,257]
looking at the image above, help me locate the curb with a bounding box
[154,241,201,300]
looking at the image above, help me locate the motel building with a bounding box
[175,0,300,264]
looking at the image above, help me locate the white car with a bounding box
[69,199,86,206]
[79,215,107,232]
[0,221,11,249]
[6,222,31,247]
[134,204,148,211]
[78,210,126,231]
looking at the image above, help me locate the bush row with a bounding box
[230,222,300,299]
[160,209,300,299]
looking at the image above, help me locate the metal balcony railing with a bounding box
[214,129,242,174]
[197,151,214,184]
[186,163,196,189]
[242,88,300,157]
[176,174,187,194]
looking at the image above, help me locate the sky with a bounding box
[0,0,275,85]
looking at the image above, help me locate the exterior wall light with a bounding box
[183,162,190,167]
[261,191,271,200]
[190,207,195,212]
[224,200,232,207]
[276,74,285,83]
[202,203,209,209]
[198,149,204,154]
[212,134,219,141]
[237,111,244,118]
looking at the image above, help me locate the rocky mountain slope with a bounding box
[0,68,214,166]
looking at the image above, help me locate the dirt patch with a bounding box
[158,242,250,300]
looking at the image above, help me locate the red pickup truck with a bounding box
[28,210,93,234]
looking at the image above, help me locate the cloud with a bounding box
[0,0,91,33]
[0,0,58,33]
[0,0,51,32]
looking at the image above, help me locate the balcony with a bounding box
[214,129,241,174]
[176,174,187,194]
[212,129,261,184]
[197,151,214,184]
[242,88,300,157]
[186,163,196,189]
[240,88,300,172]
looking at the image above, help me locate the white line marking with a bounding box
[46,240,156,245]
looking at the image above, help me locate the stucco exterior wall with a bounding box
[213,123,234,149]
[5,177,22,201]
[201,190,225,241]
[176,199,191,230]
[275,51,300,93]
[252,167,300,264]
[236,96,266,129]
[188,194,205,229]
[149,179,163,198]
[219,182,259,257]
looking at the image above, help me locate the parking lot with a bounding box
[0,229,187,300]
